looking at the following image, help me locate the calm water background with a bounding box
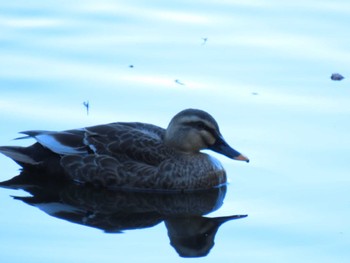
[0,0,349,262]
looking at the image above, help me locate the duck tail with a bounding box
[0,173,32,189]
[0,146,40,166]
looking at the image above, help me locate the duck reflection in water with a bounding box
[0,172,247,258]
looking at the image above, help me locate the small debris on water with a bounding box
[129,65,134,68]
[330,73,344,81]
[83,101,89,115]
[201,37,208,45]
[175,79,185,85]
[251,92,259,95]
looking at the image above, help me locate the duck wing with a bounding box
[85,122,169,165]
[19,122,169,165]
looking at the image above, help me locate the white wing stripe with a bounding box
[36,134,86,155]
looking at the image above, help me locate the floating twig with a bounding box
[83,101,89,115]
[175,79,185,86]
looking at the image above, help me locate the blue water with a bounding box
[1,0,349,262]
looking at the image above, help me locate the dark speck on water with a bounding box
[330,73,344,81]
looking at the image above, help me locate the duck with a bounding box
[0,109,249,191]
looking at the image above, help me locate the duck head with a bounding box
[164,109,249,162]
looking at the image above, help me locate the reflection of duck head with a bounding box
[165,215,247,258]
[0,172,247,257]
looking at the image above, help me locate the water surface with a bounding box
[0,1,349,262]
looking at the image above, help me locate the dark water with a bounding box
[1,1,349,262]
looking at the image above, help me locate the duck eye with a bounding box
[193,121,207,130]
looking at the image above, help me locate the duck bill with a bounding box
[209,136,249,163]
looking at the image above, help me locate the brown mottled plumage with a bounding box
[0,109,249,191]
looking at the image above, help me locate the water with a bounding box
[1,0,349,262]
